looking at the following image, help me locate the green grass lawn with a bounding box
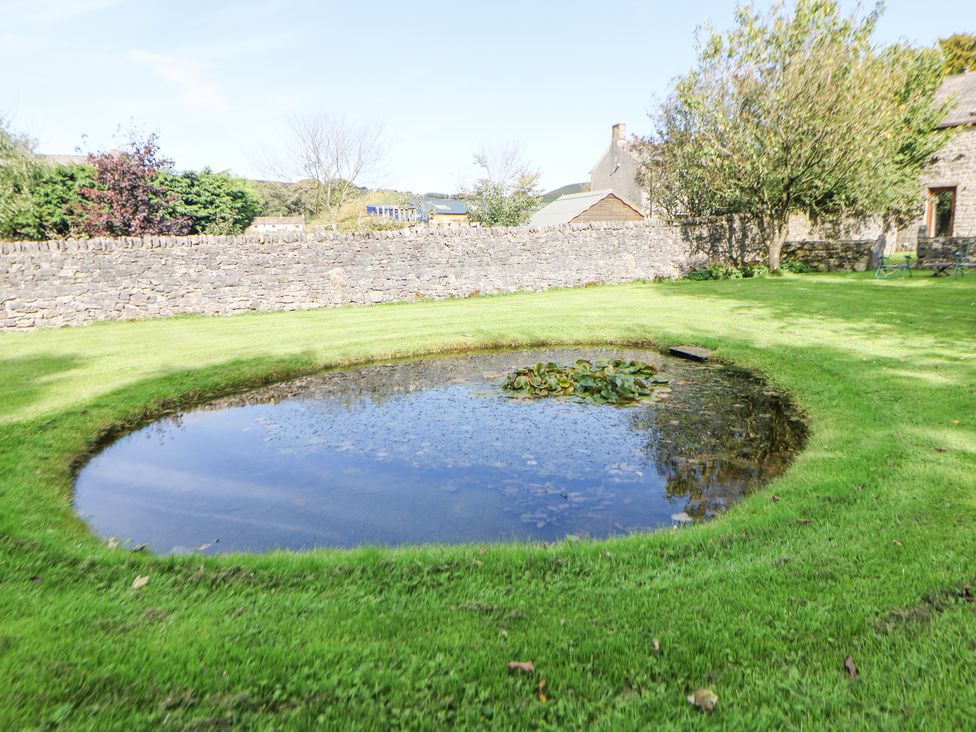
[1,274,974,730]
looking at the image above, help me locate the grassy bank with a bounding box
[1,274,974,729]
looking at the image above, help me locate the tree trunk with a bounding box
[768,226,787,272]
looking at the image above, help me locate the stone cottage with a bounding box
[589,123,648,214]
[916,71,976,239]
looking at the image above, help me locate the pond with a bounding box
[74,347,806,554]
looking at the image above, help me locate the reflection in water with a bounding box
[74,348,805,554]
[630,369,805,519]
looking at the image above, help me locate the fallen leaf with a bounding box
[687,688,718,712]
[508,661,535,673]
[132,575,150,590]
[844,655,858,680]
[651,638,661,654]
[538,679,548,702]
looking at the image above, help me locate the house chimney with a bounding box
[612,123,627,142]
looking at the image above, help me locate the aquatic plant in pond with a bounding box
[501,359,662,404]
[73,348,805,553]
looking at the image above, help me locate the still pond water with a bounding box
[75,348,805,553]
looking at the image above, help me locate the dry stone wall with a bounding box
[1,220,885,332]
[1,222,698,331]
[675,214,884,269]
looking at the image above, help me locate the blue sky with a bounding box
[1,0,972,193]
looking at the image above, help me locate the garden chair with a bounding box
[875,253,911,279]
[953,248,976,278]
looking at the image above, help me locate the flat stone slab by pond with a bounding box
[74,347,804,554]
[669,345,713,361]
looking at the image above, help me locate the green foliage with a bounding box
[253,180,319,219]
[686,261,769,280]
[780,258,820,274]
[466,179,541,226]
[501,359,661,404]
[644,0,949,270]
[465,143,542,226]
[1,119,256,239]
[160,169,260,235]
[19,164,95,239]
[0,116,41,240]
[938,33,976,76]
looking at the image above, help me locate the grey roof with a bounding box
[425,198,467,215]
[937,72,976,128]
[38,153,89,166]
[528,189,640,227]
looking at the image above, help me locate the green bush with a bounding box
[160,169,260,235]
[686,261,769,280]
[780,258,820,273]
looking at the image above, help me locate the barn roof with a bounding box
[425,198,467,215]
[937,72,976,128]
[528,189,641,227]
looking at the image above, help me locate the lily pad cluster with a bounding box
[501,359,663,405]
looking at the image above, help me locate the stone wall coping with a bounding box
[0,220,669,256]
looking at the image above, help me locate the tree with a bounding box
[19,163,95,239]
[77,132,190,236]
[464,142,542,226]
[253,179,324,220]
[643,0,949,271]
[161,169,260,234]
[262,112,385,231]
[939,33,976,76]
[0,116,41,240]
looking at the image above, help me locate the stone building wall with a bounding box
[919,126,976,237]
[1,222,696,331]
[892,126,976,248]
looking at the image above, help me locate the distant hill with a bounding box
[541,182,590,204]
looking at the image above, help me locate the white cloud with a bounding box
[126,50,232,112]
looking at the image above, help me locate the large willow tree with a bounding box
[646,0,948,270]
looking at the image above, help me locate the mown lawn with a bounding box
[1,274,974,730]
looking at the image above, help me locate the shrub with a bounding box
[780,258,820,273]
[161,169,260,235]
[686,261,769,280]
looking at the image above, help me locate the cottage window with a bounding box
[926,187,956,237]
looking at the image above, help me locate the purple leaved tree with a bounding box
[78,133,190,237]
